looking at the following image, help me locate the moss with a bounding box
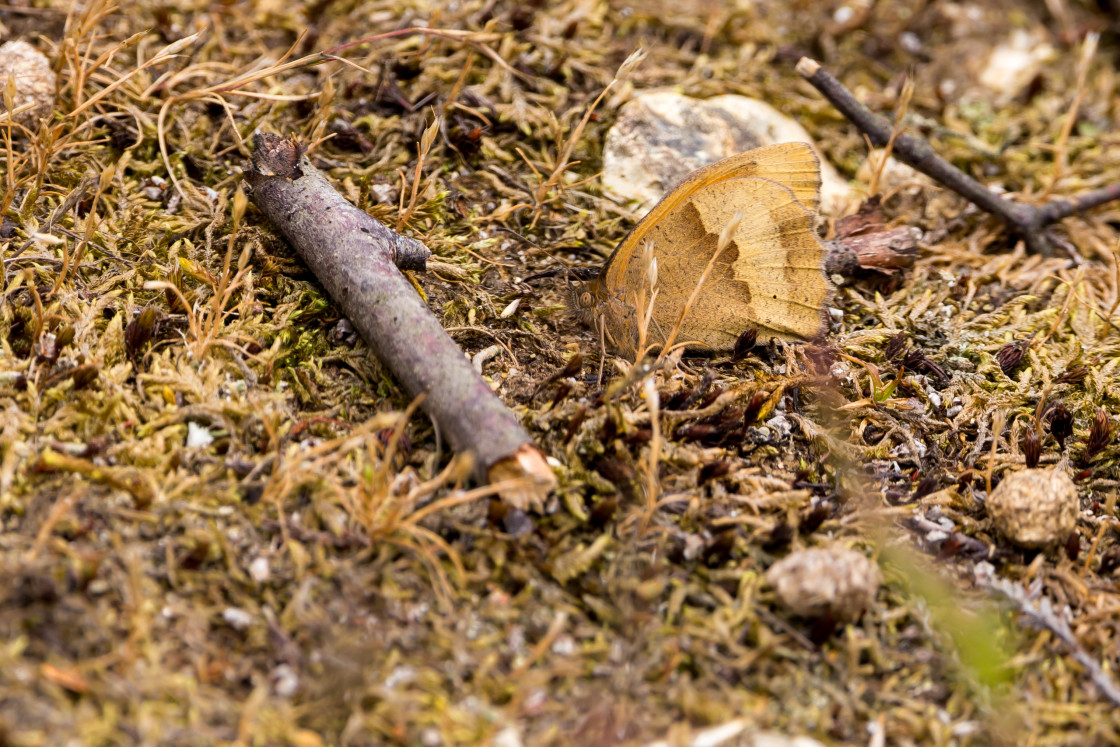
[2,0,1120,744]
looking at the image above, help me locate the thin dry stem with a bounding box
[1041,32,1099,201]
[868,76,914,198]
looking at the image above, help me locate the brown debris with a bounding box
[987,466,1079,549]
[766,546,881,623]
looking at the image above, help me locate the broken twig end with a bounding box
[488,445,557,512]
[796,57,821,77]
[249,132,305,180]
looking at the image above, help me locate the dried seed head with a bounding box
[698,460,732,484]
[901,348,925,370]
[1047,403,1074,450]
[68,363,100,390]
[125,308,159,358]
[55,325,75,350]
[885,331,908,361]
[561,406,588,446]
[987,466,1078,549]
[165,265,188,314]
[1056,364,1088,385]
[1021,427,1041,469]
[912,472,940,501]
[743,390,768,425]
[997,339,1030,376]
[1085,408,1113,461]
[766,546,880,623]
[1065,530,1081,562]
[731,328,758,361]
[548,380,572,409]
[557,352,584,380]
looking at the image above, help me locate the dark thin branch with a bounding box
[796,57,1120,256]
[245,133,555,509]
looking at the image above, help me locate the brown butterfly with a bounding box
[570,142,830,357]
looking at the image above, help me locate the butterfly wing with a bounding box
[598,142,821,294]
[595,143,828,354]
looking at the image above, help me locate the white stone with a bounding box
[270,664,299,697]
[0,40,56,127]
[186,421,214,448]
[493,727,523,747]
[602,92,856,216]
[978,29,1055,103]
[222,606,253,631]
[249,556,271,583]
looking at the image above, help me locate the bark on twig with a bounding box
[825,196,920,276]
[245,133,555,509]
[824,228,920,277]
[797,57,1120,256]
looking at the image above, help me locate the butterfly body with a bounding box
[578,142,830,357]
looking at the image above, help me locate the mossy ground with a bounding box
[2,1,1120,745]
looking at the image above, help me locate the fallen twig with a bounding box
[245,132,556,509]
[797,57,1120,256]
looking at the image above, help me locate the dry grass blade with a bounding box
[397,113,441,232]
[868,74,914,198]
[1040,31,1099,200]
[528,48,646,225]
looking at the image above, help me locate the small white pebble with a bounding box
[249,556,271,583]
[370,184,396,204]
[493,726,523,747]
[222,607,253,631]
[0,41,56,127]
[899,31,923,54]
[270,664,299,698]
[988,466,1078,548]
[551,635,576,656]
[767,546,880,622]
[765,414,791,440]
[186,421,214,448]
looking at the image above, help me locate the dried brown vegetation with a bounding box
[2,0,1120,745]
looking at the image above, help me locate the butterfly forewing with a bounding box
[599,142,821,294]
[595,143,829,354]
